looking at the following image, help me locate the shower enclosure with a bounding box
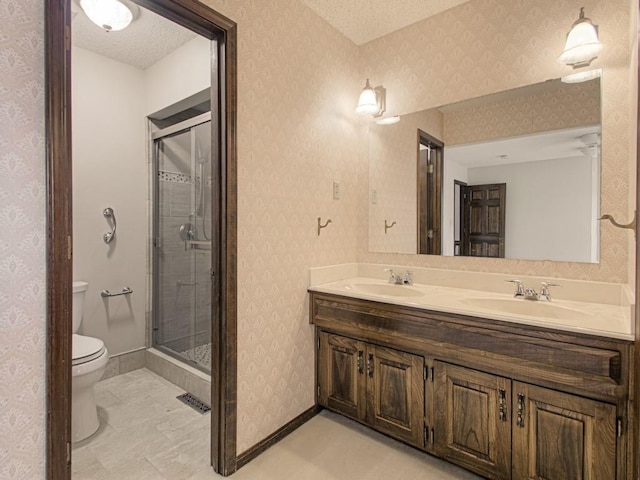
[152,112,213,373]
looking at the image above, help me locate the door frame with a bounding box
[44,0,238,477]
[416,129,444,255]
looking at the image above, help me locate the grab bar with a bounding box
[103,207,117,244]
[101,287,133,298]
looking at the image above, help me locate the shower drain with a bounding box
[177,392,211,414]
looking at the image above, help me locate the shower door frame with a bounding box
[151,112,214,372]
[45,0,238,477]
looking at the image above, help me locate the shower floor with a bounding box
[181,343,212,370]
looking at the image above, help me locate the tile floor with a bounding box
[73,368,482,480]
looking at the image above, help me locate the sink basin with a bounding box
[346,283,425,298]
[462,298,590,322]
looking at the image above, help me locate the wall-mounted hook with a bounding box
[384,220,396,234]
[599,211,636,237]
[317,217,332,236]
[103,207,117,244]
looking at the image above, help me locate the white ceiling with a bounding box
[301,0,472,45]
[445,126,602,169]
[71,1,197,69]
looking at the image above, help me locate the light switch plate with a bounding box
[333,181,340,200]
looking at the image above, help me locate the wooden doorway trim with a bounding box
[44,1,238,478]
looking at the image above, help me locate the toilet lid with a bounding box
[73,334,105,365]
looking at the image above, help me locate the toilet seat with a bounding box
[73,334,106,366]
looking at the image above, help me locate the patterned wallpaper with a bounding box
[0,0,46,478]
[1,0,636,476]
[369,108,443,253]
[359,0,636,284]
[444,79,601,146]
[201,0,361,453]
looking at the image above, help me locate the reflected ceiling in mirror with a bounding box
[368,77,601,263]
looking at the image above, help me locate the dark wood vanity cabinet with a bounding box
[318,331,425,447]
[433,362,617,480]
[310,292,632,480]
[433,362,512,479]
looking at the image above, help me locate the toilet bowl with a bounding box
[72,281,109,443]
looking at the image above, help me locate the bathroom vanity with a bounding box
[309,276,633,479]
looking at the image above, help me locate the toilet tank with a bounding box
[72,281,89,333]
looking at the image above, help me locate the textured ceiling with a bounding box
[300,0,472,45]
[71,2,197,70]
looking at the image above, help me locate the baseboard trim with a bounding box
[236,405,322,469]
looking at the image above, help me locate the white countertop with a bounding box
[309,277,634,341]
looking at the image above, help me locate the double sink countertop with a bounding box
[308,265,634,341]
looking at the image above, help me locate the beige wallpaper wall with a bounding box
[369,108,443,253]
[202,0,361,453]
[359,0,637,284]
[1,0,637,476]
[0,0,46,478]
[443,79,601,146]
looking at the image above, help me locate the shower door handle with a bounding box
[103,207,116,244]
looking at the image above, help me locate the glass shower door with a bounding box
[153,115,212,373]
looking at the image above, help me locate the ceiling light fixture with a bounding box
[558,7,603,69]
[79,0,134,32]
[356,79,386,118]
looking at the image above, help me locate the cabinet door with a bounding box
[512,382,617,480]
[366,344,425,447]
[434,362,511,479]
[318,332,366,421]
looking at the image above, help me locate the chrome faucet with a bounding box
[506,279,560,301]
[384,269,413,285]
[384,269,404,284]
[506,280,525,298]
[538,281,560,301]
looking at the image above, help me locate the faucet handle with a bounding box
[505,279,524,297]
[403,270,414,285]
[539,281,560,300]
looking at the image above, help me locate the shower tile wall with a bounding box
[157,170,212,357]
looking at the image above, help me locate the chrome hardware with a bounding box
[403,270,414,285]
[498,388,507,422]
[103,207,116,244]
[101,287,133,298]
[367,353,374,378]
[538,281,560,301]
[317,217,332,236]
[357,351,364,374]
[523,287,538,300]
[517,393,525,428]
[384,268,403,284]
[505,279,524,298]
[430,428,435,444]
[384,220,396,234]
[176,280,197,287]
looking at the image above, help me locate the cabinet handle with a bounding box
[517,393,525,428]
[367,353,374,378]
[498,388,507,422]
[357,350,364,374]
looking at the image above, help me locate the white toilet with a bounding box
[72,281,109,442]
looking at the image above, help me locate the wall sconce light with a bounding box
[79,0,137,32]
[561,68,602,84]
[558,7,603,69]
[356,79,386,117]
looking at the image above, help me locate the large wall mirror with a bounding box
[368,77,601,263]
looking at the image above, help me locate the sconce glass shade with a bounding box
[80,0,133,32]
[356,79,380,115]
[558,8,603,68]
[561,68,601,84]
